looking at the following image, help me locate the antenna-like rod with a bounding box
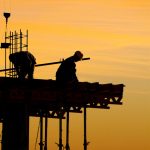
[3,12,11,30]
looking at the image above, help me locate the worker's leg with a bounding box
[27,65,34,79]
[19,66,28,79]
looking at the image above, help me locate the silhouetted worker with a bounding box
[9,51,36,79]
[56,51,83,87]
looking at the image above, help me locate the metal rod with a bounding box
[59,112,63,150]
[44,115,48,150]
[0,57,90,72]
[20,29,22,51]
[26,30,28,51]
[66,111,70,150]
[83,106,87,150]
[40,116,43,150]
[14,31,17,52]
[5,32,7,77]
[9,31,12,77]
[35,57,90,67]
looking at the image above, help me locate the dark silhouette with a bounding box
[9,51,36,79]
[56,51,83,86]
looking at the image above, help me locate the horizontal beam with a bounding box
[0,77,125,117]
[0,57,90,72]
[35,57,90,67]
[109,101,123,105]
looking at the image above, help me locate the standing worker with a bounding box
[9,51,36,79]
[56,51,83,86]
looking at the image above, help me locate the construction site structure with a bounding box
[0,77,124,150]
[1,29,28,78]
[0,30,125,150]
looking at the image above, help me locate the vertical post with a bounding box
[9,31,11,68]
[14,31,16,52]
[9,31,12,77]
[66,111,70,150]
[40,116,43,150]
[0,124,2,150]
[26,30,28,51]
[11,31,14,54]
[44,115,48,150]
[20,29,22,51]
[83,106,87,150]
[4,32,7,77]
[3,12,10,77]
[59,112,63,150]
[11,31,15,77]
[2,104,29,150]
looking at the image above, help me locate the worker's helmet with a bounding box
[74,51,83,61]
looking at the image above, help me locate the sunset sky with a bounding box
[0,0,150,150]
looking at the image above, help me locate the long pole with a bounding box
[66,111,70,150]
[3,12,10,77]
[4,32,7,77]
[59,114,63,150]
[40,116,43,150]
[0,57,90,72]
[83,106,87,150]
[35,57,90,67]
[44,115,48,150]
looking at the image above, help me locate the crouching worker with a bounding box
[56,51,83,87]
[9,51,36,79]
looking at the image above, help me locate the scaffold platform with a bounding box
[0,77,124,117]
[0,77,125,150]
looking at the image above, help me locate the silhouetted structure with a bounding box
[0,77,125,150]
[1,30,29,77]
[9,51,36,79]
[0,30,125,150]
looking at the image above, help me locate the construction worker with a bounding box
[9,51,36,79]
[56,51,83,86]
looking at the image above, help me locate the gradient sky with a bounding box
[0,0,150,150]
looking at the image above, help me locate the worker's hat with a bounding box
[74,51,83,60]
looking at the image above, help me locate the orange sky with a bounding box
[0,0,150,150]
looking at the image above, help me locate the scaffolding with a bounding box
[0,77,124,150]
[1,30,28,78]
[0,10,126,150]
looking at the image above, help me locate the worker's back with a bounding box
[56,51,83,86]
[56,56,77,85]
[9,51,36,79]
